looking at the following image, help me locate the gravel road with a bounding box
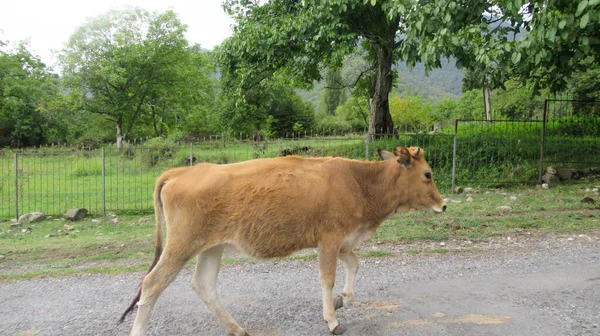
[1,234,599,336]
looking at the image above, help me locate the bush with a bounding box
[139,137,180,168]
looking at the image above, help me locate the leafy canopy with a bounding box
[59,8,212,145]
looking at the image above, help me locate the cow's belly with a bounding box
[230,220,320,259]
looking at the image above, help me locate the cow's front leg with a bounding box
[318,241,346,335]
[334,251,359,310]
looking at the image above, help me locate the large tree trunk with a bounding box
[483,82,492,120]
[368,27,397,138]
[116,123,124,151]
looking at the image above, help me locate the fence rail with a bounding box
[1,99,598,219]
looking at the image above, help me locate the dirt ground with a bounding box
[1,232,599,336]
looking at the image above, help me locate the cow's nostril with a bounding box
[442,205,447,212]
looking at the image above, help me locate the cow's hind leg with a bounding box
[191,245,248,336]
[334,251,359,310]
[130,252,188,336]
[318,239,346,335]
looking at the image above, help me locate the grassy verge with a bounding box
[1,179,598,282]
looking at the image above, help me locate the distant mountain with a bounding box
[299,58,464,110]
[395,59,464,100]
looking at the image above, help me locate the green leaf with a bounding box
[582,36,589,45]
[370,0,377,6]
[580,13,590,28]
[576,0,588,17]
[558,20,566,29]
[590,0,599,4]
[511,52,521,64]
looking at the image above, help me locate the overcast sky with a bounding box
[0,0,234,69]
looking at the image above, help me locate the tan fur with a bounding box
[123,146,445,336]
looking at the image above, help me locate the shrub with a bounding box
[139,137,180,168]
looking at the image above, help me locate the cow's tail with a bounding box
[119,168,180,323]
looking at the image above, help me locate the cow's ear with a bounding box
[377,148,395,161]
[394,147,411,167]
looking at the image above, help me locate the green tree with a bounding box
[0,40,64,147]
[407,0,600,94]
[320,68,347,115]
[59,8,209,149]
[494,80,545,119]
[389,94,434,132]
[335,96,370,132]
[218,76,314,136]
[219,0,453,137]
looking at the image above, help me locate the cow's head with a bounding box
[377,146,446,213]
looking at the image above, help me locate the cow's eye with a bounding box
[425,172,432,179]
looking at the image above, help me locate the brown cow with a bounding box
[120,146,446,335]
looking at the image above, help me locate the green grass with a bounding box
[1,179,598,282]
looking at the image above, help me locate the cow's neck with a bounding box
[347,160,403,223]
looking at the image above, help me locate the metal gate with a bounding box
[540,99,600,178]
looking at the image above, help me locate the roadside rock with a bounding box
[63,208,88,221]
[497,205,513,213]
[581,197,595,204]
[556,168,574,180]
[18,212,45,224]
[542,173,559,184]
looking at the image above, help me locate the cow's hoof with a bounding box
[334,295,344,310]
[331,324,347,335]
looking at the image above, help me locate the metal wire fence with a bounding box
[452,119,544,189]
[541,99,600,172]
[0,133,455,219]
[1,99,598,219]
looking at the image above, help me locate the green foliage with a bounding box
[331,96,368,131]
[59,8,214,147]
[315,114,353,133]
[320,68,347,115]
[138,137,180,167]
[389,94,434,131]
[403,0,600,93]
[218,76,315,136]
[494,81,546,120]
[569,57,600,103]
[0,41,67,147]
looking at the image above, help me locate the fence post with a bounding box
[365,133,369,160]
[189,143,193,166]
[539,100,548,183]
[277,138,281,157]
[101,147,106,216]
[14,152,18,220]
[451,120,458,194]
